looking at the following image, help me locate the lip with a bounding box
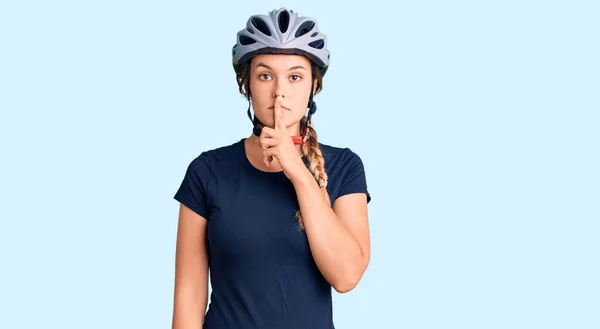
[269,105,291,111]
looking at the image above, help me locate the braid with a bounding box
[295,117,331,230]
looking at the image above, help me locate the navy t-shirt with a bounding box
[173,137,371,329]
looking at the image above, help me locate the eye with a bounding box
[290,74,302,82]
[258,73,272,80]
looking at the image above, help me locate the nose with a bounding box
[273,79,287,99]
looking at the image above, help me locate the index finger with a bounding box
[274,95,285,132]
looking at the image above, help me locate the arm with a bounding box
[171,203,209,328]
[290,168,371,293]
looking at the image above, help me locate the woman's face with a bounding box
[249,54,315,133]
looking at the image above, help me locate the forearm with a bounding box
[291,168,366,292]
[172,281,207,328]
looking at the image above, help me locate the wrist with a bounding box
[289,165,315,187]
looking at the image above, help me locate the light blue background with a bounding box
[1,0,598,328]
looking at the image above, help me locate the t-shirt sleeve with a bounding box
[336,148,371,204]
[173,153,211,219]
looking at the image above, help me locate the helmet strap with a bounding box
[245,64,264,137]
[300,62,318,144]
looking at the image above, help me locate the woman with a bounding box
[172,8,372,329]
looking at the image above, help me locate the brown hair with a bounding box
[236,58,331,230]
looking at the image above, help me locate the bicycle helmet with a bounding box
[232,8,330,144]
[232,8,330,76]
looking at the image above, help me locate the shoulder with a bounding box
[315,140,371,202]
[316,141,366,172]
[180,138,245,181]
[186,138,244,167]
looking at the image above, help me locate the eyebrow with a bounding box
[254,62,307,71]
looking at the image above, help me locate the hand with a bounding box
[257,96,307,180]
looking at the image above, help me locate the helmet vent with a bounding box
[308,39,325,49]
[251,17,272,36]
[239,35,257,45]
[246,28,254,34]
[295,20,315,37]
[278,11,290,33]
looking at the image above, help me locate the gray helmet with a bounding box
[232,8,330,76]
